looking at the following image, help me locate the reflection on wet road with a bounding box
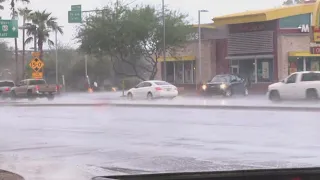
[0,106,320,180]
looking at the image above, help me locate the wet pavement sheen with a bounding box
[0,105,320,180]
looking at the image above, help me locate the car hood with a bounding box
[268,82,282,88]
[206,82,226,86]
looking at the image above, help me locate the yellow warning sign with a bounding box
[29,58,44,72]
[32,72,43,79]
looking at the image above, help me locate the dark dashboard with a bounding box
[93,167,320,180]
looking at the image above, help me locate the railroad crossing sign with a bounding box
[29,57,44,72]
[32,72,43,79]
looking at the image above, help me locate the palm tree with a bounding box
[25,10,63,59]
[0,0,5,10]
[18,7,32,78]
[10,0,30,81]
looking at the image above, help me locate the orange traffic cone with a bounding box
[88,88,93,93]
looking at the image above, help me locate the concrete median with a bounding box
[1,102,320,112]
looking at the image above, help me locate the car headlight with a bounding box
[202,84,207,90]
[220,84,227,89]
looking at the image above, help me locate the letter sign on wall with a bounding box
[300,24,310,33]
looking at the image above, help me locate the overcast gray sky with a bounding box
[0,0,284,49]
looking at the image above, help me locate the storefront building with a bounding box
[213,2,319,88]
[156,24,228,86]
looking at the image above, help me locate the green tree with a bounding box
[0,41,12,66]
[18,7,32,78]
[0,0,5,10]
[24,10,63,59]
[77,2,193,81]
[283,0,304,5]
[10,0,30,81]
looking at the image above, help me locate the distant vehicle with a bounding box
[10,79,57,101]
[268,71,320,101]
[201,74,248,97]
[0,80,15,99]
[127,80,178,100]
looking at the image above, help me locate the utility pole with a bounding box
[197,10,208,89]
[162,0,166,81]
[55,29,58,86]
[22,13,26,79]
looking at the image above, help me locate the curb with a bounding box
[1,103,320,112]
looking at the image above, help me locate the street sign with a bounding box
[71,5,81,11]
[0,19,18,38]
[31,51,40,57]
[29,58,44,72]
[32,72,43,79]
[68,11,82,23]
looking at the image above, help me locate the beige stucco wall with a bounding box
[277,34,310,80]
[156,39,215,83]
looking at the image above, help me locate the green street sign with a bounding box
[68,11,82,23]
[0,19,18,38]
[71,5,81,11]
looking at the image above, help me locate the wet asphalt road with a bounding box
[0,105,320,180]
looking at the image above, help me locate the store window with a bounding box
[231,58,274,83]
[184,61,193,83]
[257,59,273,82]
[175,62,183,84]
[162,61,196,84]
[288,57,320,74]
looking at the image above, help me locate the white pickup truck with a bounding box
[267,71,320,101]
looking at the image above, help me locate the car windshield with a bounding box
[0,81,14,87]
[154,81,171,85]
[211,75,229,83]
[29,80,46,85]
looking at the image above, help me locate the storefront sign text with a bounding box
[300,24,310,33]
[240,24,265,32]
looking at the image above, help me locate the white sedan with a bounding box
[127,80,178,100]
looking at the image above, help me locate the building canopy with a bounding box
[213,3,314,25]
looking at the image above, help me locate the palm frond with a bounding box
[24,36,33,45]
[48,39,54,46]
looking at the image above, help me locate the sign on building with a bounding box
[299,24,310,33]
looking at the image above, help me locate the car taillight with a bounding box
[56,85,58,91]
[155,87,162,91]
[5,87,9,91]
[35,85,39,91]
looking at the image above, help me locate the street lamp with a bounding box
[197,9,208,89]
[162,0,166,81]
[55,26,63,91]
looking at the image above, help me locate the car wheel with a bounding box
[10,91,16,100]
[147,92,153,100]
[306,89,318,100]
[269,90,281,102]
[223,89,232,97]
[27,90,36,101]
[127,92,133,100]
[47,94,54,101]
[0,92,4,100]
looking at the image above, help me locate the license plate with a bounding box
[166,88,171,91]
